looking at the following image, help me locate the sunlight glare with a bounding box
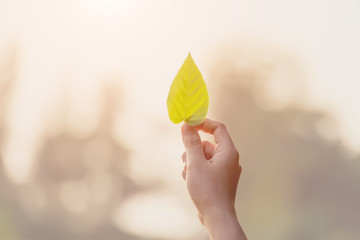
[112,192,198,239]
[81,0,141,20]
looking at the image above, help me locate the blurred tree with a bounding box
[0,48,158,240]
[0,45,19,240]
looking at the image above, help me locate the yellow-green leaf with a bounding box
[167,53,209,126]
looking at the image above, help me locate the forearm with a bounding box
[203,201,247,240]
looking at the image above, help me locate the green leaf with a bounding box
[167,53,209,126]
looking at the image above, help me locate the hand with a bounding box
[181,119,247,240]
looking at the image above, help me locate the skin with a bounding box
[181,119,247,240]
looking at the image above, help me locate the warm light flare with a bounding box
[80,0,142,20]
[112,192,199,239]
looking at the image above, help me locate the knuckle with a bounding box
[218,122,226,130]
[234,149,240,160]
[182,169,186,180]
[182,152,187,162]
[229,147,239,161]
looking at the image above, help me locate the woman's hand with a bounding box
[181,119,247,240]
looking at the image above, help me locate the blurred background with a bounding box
[0,0,359,239]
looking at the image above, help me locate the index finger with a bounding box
[196,119,234,147]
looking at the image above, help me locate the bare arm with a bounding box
[181,119,247,240]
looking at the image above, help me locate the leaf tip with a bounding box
[185,52,195,67]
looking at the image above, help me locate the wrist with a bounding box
[202,200,247,240]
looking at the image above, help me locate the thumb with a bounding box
[181,123,205,165]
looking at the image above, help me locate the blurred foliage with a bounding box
[210,45,360,240]
[0,43,359,240]
[0,47,158,240]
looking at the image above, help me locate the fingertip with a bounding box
[202,140,215,160]
[181,123,199,145]
[181,122,191,135]
[197,118,234,146]
[195,121,205,131]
